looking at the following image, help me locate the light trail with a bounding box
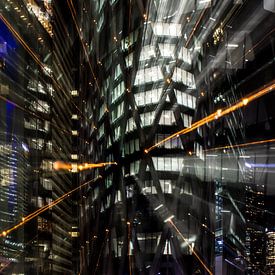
[94,229,109,275]
[67,0,100,92]
[169,220,213,275]
[53,161,117,172]
[0,176,102,238]
[0,13,87,121]
[185,8,208,48]
[127,222,132,275]
[0,94,72,136]
[205,138,275,152]
[145,80,275,153]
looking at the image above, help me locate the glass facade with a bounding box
[0,0,275,274]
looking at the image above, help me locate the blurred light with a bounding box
[22,143,29,152]
[154,204,163,211]
[164,215,174,223]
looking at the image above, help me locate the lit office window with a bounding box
[160,180,173,194]
[173,68,195,88]
[158,43,175,58]
[30,100,50,114]
[152,157,183,171]
[159,110,176,125]
[112,81,125,103]
[125,52,133,67]
[143,181,157,195]
[114,126,120,141]
[97,13,104,32]
[134,88,162,106]
[177,46,191,64]
[98,124,104,139]
[139,45,156,61]
[152,23,182,37]
[134,66,163,86]
[121,31,138,51]
[175,90,196,109]
[115,190,122,203]
[182,113,192,127]
[114,64,122,80]
[126,117,136,133]
[155,134,183,149]
[111,102,124,121]
[130,161,140,175]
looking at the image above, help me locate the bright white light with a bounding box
[164,215,174,223]
[22,143,29,152]
[154,204,163,211]
[227,44,239,48]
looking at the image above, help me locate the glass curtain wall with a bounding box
[79,0,275,274]
[0,0,77,274]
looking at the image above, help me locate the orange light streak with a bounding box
[185,8,208,48]
[53,161,117,172]
[169,220,213,275]
[205,138,275,152]
[0,176,101,238]
[0,14,87,121]
[145,81,275,153]
[67,0,100,92]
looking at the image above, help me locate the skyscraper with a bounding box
[0,1,275,275]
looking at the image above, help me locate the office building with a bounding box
[0,0,275,274]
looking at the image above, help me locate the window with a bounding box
[175,90,196,109]
[152,23,182,37]
[134,66,163,86]
[135,88,163,106]
[173,68,195,88]
[152,157,183,171]
[139,45,155,61]
[159,43,175,58]
[112,81,125,102]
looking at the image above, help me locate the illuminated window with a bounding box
[173,68,195,88]
[152,23,182,37]
[178,46,191,64]
[160,180,173,194]
[134,66,163,85]
[159,110,176,125]
[152,157,183,171]
[135,88,163,106]
[71,90,78,96]
[114,64,122,80]
[175,90,196,109]
[126,117,136,132]
[112,81,125,103]
[139,45,156,61]
[130,161,140,175]
[159,43,175,58]
[114,126,120,141]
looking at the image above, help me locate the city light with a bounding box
[0,176,101,238]
[53,161,117,172]
[145,80,275,153]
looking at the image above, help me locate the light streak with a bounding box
[67,0,100,92]
[0,13,87,121]
[205,138,275,152]
[94,229,109,275]
[127,222,132,275]
[145,81,275,153]
[0,176,102,238]
[53,161,117,172]
[185,8,207,48]
[169,220,213,275]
